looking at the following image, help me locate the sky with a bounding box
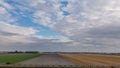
[0,0,120,53]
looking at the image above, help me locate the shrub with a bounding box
[5,62,12,64]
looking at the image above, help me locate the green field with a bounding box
[0,53,41,64]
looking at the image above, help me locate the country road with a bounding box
[17,54,79,66]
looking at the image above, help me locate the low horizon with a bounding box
[0,50,120,53]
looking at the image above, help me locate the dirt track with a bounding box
[17,54,79,66]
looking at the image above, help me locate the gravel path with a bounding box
[17,54,79,66]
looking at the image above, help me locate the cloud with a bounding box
[0,21,72,51]
[0,22,38,36]
[30,0,120,52]
[0,0,74,52]
[0,30,19,36]
[0,6,15,22]
[87,24,120,38]
[0,21,39,46]
[1,0,120,52]
[0,0,13,9]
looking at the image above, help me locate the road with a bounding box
[17,54,79,66]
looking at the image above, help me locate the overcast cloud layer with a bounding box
[0,0,120,52]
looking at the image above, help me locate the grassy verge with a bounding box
[0,53,42,64]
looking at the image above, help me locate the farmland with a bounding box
[60,54,120,66]
[0,53,80,68]
[0,53,41,64]
[0,53,120,68]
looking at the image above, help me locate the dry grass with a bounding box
[60,54,120,66]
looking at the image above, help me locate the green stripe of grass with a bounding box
[0,54,42,64]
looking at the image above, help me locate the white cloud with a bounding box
[0,35,35,45]
[1,0,120,52]
[52,36,73,43]
[0,21,38,36]
[0,0,13,9]
[0,6,15,22]
[30,0,120,51]
[0,7,7,14]
[33,11,54,27]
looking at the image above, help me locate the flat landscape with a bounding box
[60,54,120,66]
[17,54,79,66]
[0,54,41,64]
[0,53,120,68]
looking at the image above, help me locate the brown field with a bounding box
[60,54,120,66]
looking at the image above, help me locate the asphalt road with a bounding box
[17,54,79,66]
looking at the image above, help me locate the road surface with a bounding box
[17,54,79,66]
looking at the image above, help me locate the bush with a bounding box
[5,62,12,64]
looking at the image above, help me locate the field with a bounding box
[0,53,120,68]
[60,54,120,66]
[0,54,80,68]
[0,53,41,64]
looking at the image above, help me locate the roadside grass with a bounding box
[0,53,42,64]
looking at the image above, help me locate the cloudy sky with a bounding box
[0,0,120,52]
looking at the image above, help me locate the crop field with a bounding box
[0,53,120,68]
[0,53,41,64]
[60,54,120,66]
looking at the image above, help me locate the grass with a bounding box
[0,67,81,68]
[60,54,120,66]
[0,53,42,64]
